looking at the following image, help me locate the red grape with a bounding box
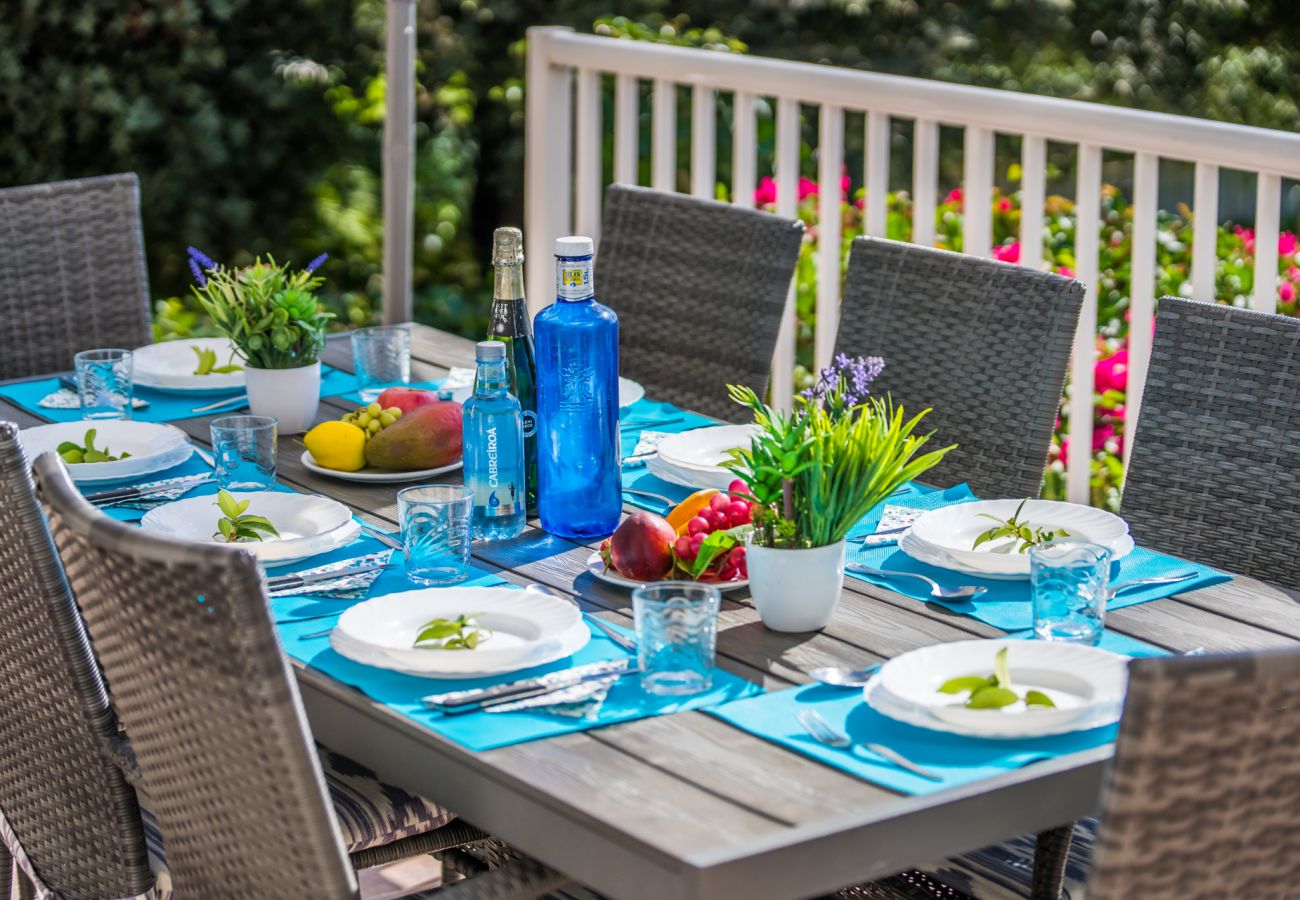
[687,516,710,536]
[728,546,746,564]
[690,533,706,552]
[728,479,752,499]
[674,535,695,560]
[709,493,731,513]
[726,501,752,527]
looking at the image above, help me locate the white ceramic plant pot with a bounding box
[746,539,847,633]
[244,362,320,434]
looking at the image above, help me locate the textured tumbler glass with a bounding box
[74,349,134,420]
[210,415,278,491]
[398,485,472,585]
[632,581,721,696]
[1030,541,1111,645]
[351,326,411,402]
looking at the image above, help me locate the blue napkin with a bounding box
[844,490,1231,632]
[619,399,719,513]
[0,366,362,424]
[278,612,761,751]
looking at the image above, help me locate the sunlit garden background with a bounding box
[5,0,1299,507]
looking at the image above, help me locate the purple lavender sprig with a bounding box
[305,253,328,274]
[187,246,217,270]
[188,257,207,287]
[801,353,885,409]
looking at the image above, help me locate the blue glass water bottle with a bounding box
[534,236,622,539]
[462,341,527,541]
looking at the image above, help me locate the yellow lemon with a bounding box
[304,421,367,472]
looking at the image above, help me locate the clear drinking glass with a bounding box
[632,581,722,696]
[398,485,473,585]
[210,415,278,490]
[1030,541,1112,645]
[74,349,134,420]
[351,326,411,402]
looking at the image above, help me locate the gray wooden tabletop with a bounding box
[5,323,1298,900]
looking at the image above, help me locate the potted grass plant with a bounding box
[188,247,333,433]
[726,356,954,632]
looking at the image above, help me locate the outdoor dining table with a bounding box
[5,322,1299,900]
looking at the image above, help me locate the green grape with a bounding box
[379,413,396,426]
[366,419,381,434]
[384,407,402,419]
[367,402,382,415]
[356,413,371,427]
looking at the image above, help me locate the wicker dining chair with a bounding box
[835,237,1084,498]
[1120,296,1300,588]
[594,184,805,421]
[30,451,570,898]
[0,173,153,380]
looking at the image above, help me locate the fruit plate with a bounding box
[585,551,748,593]
[331,585,589,678]
[132,338,246,393]
[871,638,1128,738]
[301,450,462,483]
[21,421,194,483]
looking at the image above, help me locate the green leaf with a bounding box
[236,499,250,515]
[217,518,234,539]
[937,675,993,695]
[1024,690,1056,708]
[416,620,460,641]
[83,450,109,463]
[59,449,84,463]
[216,490,241,519]
[993,647,1011,689]
[56,441,80,454]
[965,686,1019,709]
[689,527,741,578]
[83,429,98,452]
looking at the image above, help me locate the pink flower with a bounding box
[854,196,865,209]
[1058,437,1069,466]
[996,197,1013,213]
[1234,225,1256,256]
[753,176,777,206]
[1094,350,1128,395]
[1092,423,1115,452]
[991,242,1021,263]
[1281,281,1296,303]
[1056,265,1077,278]
[841,174,852,198]
[944,188,963,207]
[797,177,820,201]
[1280,232,1298,257]
[1288,266,1300,281]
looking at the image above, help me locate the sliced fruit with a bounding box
[665,488,720,534]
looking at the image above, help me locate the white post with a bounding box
[652,79,676,192]
[864,111,889,237]
[816,104,844,373]
[731,91,756,209]
[524,27,574,318]
[613,74,638,185]
[1019,135,1046,270]
[912,119,938,247]
[1067,144,1102,506]
[773,97,800,411]
[1190,161,1220,301]
[382,0,416,324]
[1253,172,1282,314]
[963,125,994,257]
[1124,151,1160,472]
[574,68,602,243]
[690,85,716,199]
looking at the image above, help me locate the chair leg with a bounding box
[1031,823,1074,900]
[0,845,10,900]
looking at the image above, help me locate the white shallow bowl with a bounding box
[21,421,193,483]
[301,450,462,484]
[585,551,748,593]
[332,586,588,678]
[657,425,758,471]
[874,639,1128,738]
[133,338,246,392]
[140,491,358,565]
[898,529,1136,582]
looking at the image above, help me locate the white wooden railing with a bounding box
[522,25,1300,504]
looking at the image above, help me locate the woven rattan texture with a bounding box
[33,454,360,899]
[835,238,1083,498]
[595,184,804,421]
[0,173,152,379]
[1121,296,1300,588]
[0,423,152,899]
[1088,649,1300,899]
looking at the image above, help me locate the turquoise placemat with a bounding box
[88,454,216,523]
[845,490,1231,632]
[619,399,719,514]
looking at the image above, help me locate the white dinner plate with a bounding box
[132,338,246,393]
[300,450,463,484]
[332,585,589,678]
[140,491,358,565]
[585,551,748,593]
[871,638,1128,738]
[21,421,194,483]
[898,529,1136,582]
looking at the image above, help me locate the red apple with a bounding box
[608,511,677,581]
[377,386,441,415]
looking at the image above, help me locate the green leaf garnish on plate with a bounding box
[937,647,1057,710]
[213,489,280,543]
[414,614,493,650]
[972,499,1071,553]
[56,428,132,464]
[191,345,244,376]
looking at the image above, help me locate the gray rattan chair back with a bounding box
[835,237,1084,498]
[0,422,152,899]
[595,184,805,420]
[32,454,359,899]
[0,173,152,379]
[1121,296,1300,587]
[1088,648,1300,899]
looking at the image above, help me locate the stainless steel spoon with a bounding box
[846,564,987,600]
[809,662,882,687]
[796,709,942,782]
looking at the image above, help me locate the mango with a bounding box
[363,401,463,471]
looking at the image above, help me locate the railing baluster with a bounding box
[524,31,573,316]
[912,119,938,247]
[864,111,889,237]
[1253,172,1282,314]
[1124,151,1160,472]
[613,73,638,186]
[574,68,602,242]
[773,97,800,412]
[963,125,994,257]
[691,85,716,199]
[1067,144,1102,506]
[731,91,756,209]
[817,104,844,373]
[652,78,676,192]
[1019,135,1046,270]
[1191,161,1220,302]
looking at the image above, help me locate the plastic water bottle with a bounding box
[463,341,526,541]
[534,235,622,539]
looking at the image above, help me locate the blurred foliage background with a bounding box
[3,0,1297,339]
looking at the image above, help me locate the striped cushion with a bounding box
[917,819,1096,899]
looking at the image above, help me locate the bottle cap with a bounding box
[554,235,594,258]
[492,227,524,265]
[475,341,506,362]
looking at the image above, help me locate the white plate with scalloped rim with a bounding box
[869,638,1128,738]
[21,421,194,483]
[132,338,246,394]
[898,529,1136,582]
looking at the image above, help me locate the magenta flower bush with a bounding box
[741,172,1300,509]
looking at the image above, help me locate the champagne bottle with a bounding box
[488,227,538,515]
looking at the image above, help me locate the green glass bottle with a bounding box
[488,227,538,515]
